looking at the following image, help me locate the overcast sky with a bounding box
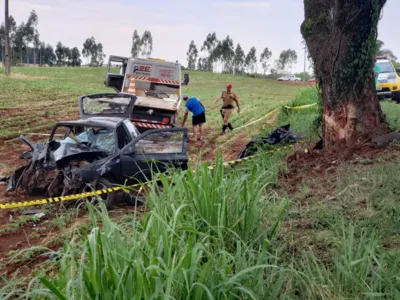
[1,0,398,73]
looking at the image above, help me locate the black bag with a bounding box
[238,124,303,159]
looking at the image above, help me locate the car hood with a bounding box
[52,142,109,165]
[378,72,396,80]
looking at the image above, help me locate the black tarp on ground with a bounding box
[238,124,304,159]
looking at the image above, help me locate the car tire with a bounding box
[82,177,116,210]
[96,177,117,209]
[393,91,400,104]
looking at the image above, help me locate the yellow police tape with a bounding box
[235,103,317,131]
[234,107,281,131]
[0,143,303,210]
[283,103,317,110]
[0,184,139,210]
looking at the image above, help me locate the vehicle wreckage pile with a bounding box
[2,94,188,209]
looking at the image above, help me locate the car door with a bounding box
[105,56,128,92]
[119,127,188,184]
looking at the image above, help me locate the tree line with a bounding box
[0,10,106,67]
[185,32,298,76]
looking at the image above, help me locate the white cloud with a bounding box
[221,1,271,8]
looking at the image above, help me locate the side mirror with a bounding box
[396,67,400,73]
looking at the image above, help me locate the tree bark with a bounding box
[302,0,389,149]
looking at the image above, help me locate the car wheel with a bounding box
[393,91,400,104]
[83,177,116,210]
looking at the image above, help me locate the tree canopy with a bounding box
[141,31,153,58]
[0,11,82,67]
[260,48,272,75]
[186,40,198,70]
[82,36,106,67]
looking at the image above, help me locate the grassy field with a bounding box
[0,67,302,139]
[0,67,307,173]
[0,67,400,299]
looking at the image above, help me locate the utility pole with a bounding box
[303,42,307,82]
[4,0,11,75]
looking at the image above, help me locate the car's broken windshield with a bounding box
[64,128,116,153]
[82,97,130,115]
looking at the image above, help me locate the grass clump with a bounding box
[17,158,293,299]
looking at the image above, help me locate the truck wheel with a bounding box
[393,91,400,104]
[83,177,116,210]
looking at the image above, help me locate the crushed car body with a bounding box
[7,94,188,208]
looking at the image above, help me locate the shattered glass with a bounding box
[63,128,116,153]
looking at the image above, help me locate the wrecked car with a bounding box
[7,94,188,209]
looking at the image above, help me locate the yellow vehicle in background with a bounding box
[375,56,400,103]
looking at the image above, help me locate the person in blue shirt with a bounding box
[181,95,206,141]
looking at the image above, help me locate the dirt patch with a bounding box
[0,205,143,279]
[223,133,252,162]
[280,143,394,195]
[188,129,251,164]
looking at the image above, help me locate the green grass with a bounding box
[6,157,293,299]
[1,68,400,299]
[381,100,400,131]
[279,144,400,298]
[0,67,305,140]
[6,144,400,299]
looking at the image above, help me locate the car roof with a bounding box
[55,117,126,129]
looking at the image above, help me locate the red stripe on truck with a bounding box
[133,122,172,129]
[128,75,179,85]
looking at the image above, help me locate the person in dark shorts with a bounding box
[212,83,241,135]
[181,95,206,141]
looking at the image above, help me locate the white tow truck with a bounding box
[104,56,182,131]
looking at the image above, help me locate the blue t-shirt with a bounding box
[185,97,204,116]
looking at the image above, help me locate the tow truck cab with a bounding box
[105,56,182,131]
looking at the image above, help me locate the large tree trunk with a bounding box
[302,0,389,149]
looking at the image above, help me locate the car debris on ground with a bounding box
[21,209,44,215]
